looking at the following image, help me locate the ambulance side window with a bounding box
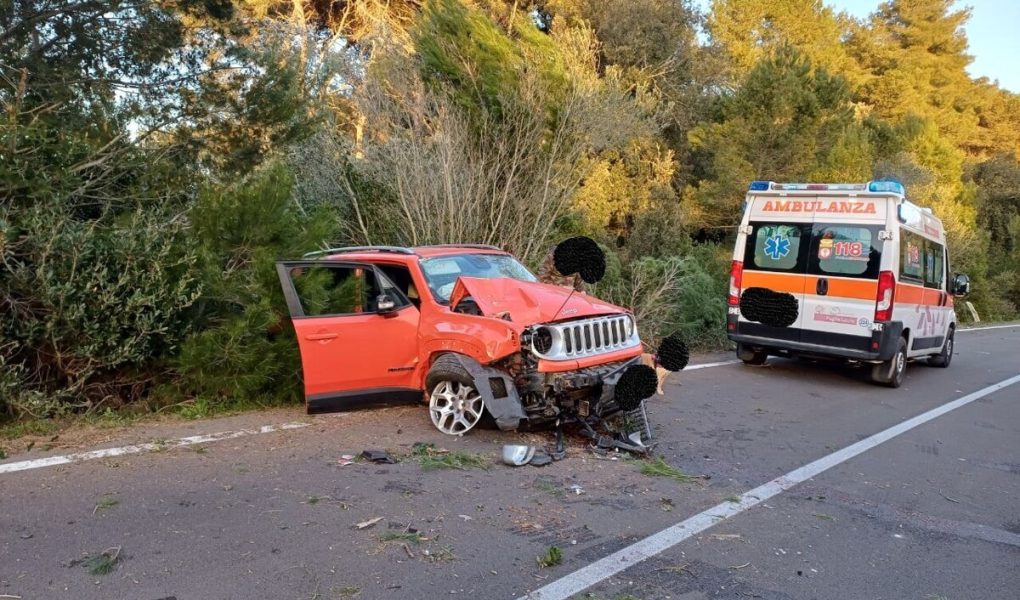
[899,230,925,283]
[924,240,945,290]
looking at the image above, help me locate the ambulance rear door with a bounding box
[737,200,813,345]
[799,198,888,353]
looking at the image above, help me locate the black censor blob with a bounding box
[614,364,658,411]
[553,236,606,284]
[739,287,799,328]
[656,332,689,372]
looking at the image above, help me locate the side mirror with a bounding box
[376,294,397,315]
[951,273,970,297]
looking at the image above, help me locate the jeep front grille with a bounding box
[529,315,639,360]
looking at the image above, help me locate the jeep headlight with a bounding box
[532,326,554,354]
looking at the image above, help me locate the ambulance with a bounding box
[725,180,971,387]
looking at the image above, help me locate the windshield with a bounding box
[420,253,537,302]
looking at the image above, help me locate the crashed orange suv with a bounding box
[277,242,672,437]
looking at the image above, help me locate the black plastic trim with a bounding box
[306,388,422,414]
[911,335,944,351]
[728,320,903,362]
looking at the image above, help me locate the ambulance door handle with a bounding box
[816,278,828,296]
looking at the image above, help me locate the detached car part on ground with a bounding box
[276,239,686,444]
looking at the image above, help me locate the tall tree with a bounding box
[852,0,980,153]
[687,47,860,227]
[707,0,863,86]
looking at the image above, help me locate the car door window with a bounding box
[289,265,407,317]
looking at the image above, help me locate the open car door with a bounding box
[277,261,421,413]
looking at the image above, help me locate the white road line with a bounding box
[0,422,310,475]
[520,372,1020,600]
[958,324,1020,332]
[686,359,741,370]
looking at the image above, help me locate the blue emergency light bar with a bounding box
[867,180,905,194]
[748,180,906,194]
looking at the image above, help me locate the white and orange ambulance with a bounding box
[725,180,971,387]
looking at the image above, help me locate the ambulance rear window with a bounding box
[748,224,804,271]
[811,225,878,277]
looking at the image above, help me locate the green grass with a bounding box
[410,442,489,470]
[534,479,566,498]
[639,456,700,484]
[536,545,562,568]
[380,530,427,544]
[424,543,456,562]
[0,419,59,440]
[85,548,121,576]
[93,497,119,514]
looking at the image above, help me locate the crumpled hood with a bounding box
[449,277,628,325]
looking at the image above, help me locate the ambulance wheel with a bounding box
[737,343,767,366]
[872,337,907,388]
[927,328,954,368]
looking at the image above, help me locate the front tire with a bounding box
[425,354,485,436]
[927,328,954,368]
[872,337,907,388]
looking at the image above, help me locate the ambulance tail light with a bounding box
[875,270,895,322]
[728,261,743,306]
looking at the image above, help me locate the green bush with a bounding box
[1,203,201,418]
[594,244,729,351]
[169,162,337,405]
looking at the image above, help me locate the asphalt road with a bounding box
[1,326,1018,600]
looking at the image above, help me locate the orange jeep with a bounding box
[276,243,659,436]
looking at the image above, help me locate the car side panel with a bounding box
[292,307,421,396]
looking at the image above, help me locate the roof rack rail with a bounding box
[302,245,414,258]
[422,244,502,251]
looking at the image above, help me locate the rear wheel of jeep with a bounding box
[425,355,486,435]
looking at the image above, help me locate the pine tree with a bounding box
[853,0,980,152]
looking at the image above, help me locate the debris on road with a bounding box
[708,533,743,541]
[568,484,585,495]
[84,547,122,576]
[639,456,702,484]
[338,454,355,466]
[354,517,384,530]
[361,450,396,464]
[529,451,552,467]
[502,444,536,466]
[412,443,490,470]
[536,545,562,568]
